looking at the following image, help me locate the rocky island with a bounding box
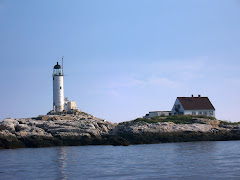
[1,110,240,149]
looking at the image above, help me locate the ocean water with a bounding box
[1,141,240,179]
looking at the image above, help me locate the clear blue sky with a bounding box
[1,0,240,122]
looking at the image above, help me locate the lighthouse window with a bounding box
[60,86,62,89]
[53,77,54,80]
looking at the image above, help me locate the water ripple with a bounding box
[1,141,240,179]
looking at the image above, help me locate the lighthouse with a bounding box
[53,61,64,112]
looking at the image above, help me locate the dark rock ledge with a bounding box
[1,112,240,149]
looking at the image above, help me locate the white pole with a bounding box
[62,56,64,76]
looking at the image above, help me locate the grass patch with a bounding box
[120,115,216,125]
[219,120,240,125]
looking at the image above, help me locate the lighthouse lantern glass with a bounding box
[53,68,63,76]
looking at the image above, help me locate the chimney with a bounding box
[198,94,201,98]
[191,94,194,97]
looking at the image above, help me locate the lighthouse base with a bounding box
[47,108,82,116]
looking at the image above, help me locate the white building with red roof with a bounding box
[171,95,215,117]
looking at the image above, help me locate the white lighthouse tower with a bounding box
[53,61,64,112]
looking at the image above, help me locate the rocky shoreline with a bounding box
[1,111,240,149]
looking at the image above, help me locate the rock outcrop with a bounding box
[113,118,224,135]
[116,122,213,134]
[113,118,240,145]
[1,113,240,149]
[0,111,116,149]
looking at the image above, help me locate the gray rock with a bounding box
[0,129,16,138]
[0,111,115,141]
[115,121,217,135]
[0,118,19,133]
[1,111,239,149]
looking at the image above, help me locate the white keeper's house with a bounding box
[171,95,215,117]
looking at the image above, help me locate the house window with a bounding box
[199,111,202,115]
[204,111,208,115]
[192,111,196,115]
[209,111,213,116]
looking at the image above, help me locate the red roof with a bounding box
[178,97,215,110]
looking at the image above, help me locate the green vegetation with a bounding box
[219,120,240,125]
[121,115,216,125]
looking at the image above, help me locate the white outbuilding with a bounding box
[64,97,76,111]
[144,111,171,118]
